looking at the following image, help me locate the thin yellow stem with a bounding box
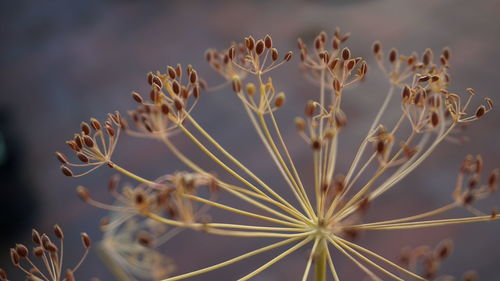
[302,238,319,281]
[351,214,500,230]
[325,242,340,281]
[334,238,404,280]
[162,234,311,281]
[186,115,303,212]
[335,237,427,280]
[145,212,309,238]
[357,202,458,228]
[184,194,304,228]
[237,236,313,281]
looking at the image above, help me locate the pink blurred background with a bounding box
[1,0,499,280]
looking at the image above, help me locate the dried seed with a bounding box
[271,48,278,61]
[305,101,316,117]
[264,34,272,49]
[166,67,176,80]
[76,186,90,201]
[372,41,381,54]
[172,80,180,95]
[132,92,143,104]
[389,48,397,63]
[61,165,73,177]
[81,233,91,248]
[15,244,28,258]
[475,105,485,118]
[311,138,321,150]
[342,47,350,60]
[77,152,89,163]
[10,249,19,266]
[56,152,69,164]
[54,225,64,239]
[294,117,305,131]
[66,270,75,281]
[81,122,91,135]
[274,92,285,108]
[174,99,184,111]
[90,118,101,130]
[431,111,439,127]
[83,135,94,148]
[32,229,41,245]
[193,85,201,99]
[189,70,197,84]
[283,51,293,62]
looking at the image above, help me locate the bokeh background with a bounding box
[1,0,499,280]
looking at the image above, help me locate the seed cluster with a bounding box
[0,226,92,281]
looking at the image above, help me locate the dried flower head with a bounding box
[57,30,498,281]
[0,226,91,281]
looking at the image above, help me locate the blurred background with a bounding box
[1,0,499,280]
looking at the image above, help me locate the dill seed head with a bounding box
[53,30,499,281]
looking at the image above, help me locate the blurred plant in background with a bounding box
[2,29,499,281]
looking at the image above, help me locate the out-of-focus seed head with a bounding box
[66,270,75,281]
[274,92,286,108]
[294,117,305,131]
[76,186,90,201]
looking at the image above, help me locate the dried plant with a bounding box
[0,226,91,281]
[46,29,500,280]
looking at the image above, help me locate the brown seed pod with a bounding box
[10,249,19,266]
[83,135,95,148]
[76,186,90,201]
[32,229,41,245]
[372,41,381,54]
[81,122,91,135]
[56,152,69,164]
[274,92,285,108]
[90,118,101,130]
[54,225,64,239]
[60,165,73,177]
[77,152,89,163]
[189,70,197,84]
[341,47,350,60]
[389,48,397,63]
[15,244,28,258]
[283,51,293,62]
[475,105,486,118]
[167,66,176,79]
[81,233,91,248]
[271,48,278,61]
[431,111,439,127]
[294,117,305,131]
[66,270,75,281]
[132,92,143,104]
[264,34,272,49]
